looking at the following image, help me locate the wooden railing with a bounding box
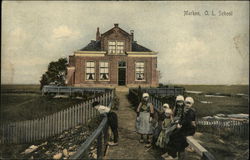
[0,90,114,144]
[42,85,113,95]
[128,88,216,160]
[70,102,113,160]
[129,87,185,97]
[186,136,216,160]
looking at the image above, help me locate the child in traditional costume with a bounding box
[156,103,173,149]
[136,93,154,147]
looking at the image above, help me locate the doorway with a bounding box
[118,61,126,86]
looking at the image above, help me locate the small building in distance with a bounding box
[66,24,159,87]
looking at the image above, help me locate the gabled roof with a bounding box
[101,26,131,37]
[79,40,152,52]
[132,42,152,52]
[79,40,101,51]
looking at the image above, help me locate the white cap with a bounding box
[142,93,149,98]
[176,95,184,101]
[185,97,194,105]
[163,103,170,109]
[165,108,172,114]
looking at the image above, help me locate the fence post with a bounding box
[97,132,103,159]
[56,112,59,135]
[86,102,90,123]
[83,102,87,124]
[64,109,68,130]
[28,120,31,143]
[50,115,53,137]
[14,122,17,144]
[75,105,78,127]
[30,120,33,143]
[70,107,73,129]
[77,105,80,125]
[37,119,40,141]
[105,93,108,106]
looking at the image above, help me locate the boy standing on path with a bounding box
[92,101,119,146]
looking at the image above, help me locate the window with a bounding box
[135,62,145,81]
[86,61,95,80]
[118,61,126,67]
[108,41,124,54]
[99,62,109,80]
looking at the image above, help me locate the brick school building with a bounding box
[66,24,159,87]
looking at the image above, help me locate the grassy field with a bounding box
[0,85,96,123]
[159,85,249,117]
[1,85,41,93]
[187,93,248,117]
[176,85,249,95]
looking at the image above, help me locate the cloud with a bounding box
[52,25,79,39]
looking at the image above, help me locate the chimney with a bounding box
[96,27,101,41]
[130,30,134,41]
[114,23,119,27]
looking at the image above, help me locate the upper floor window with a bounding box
[108,41,124,55]
[135,62,145,81]
[86,61,95,80]
[99,62,109,80]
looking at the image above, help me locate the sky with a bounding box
[1,1,249,85]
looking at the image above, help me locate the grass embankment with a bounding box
[194,132,249,160]
[0,116,103,159]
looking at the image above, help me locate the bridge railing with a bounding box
[70,97,114,160]
[128,88,216,160]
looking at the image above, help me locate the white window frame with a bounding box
[135,61,146,81]
[85,61,96,81]
[99,61,110,81]
[108,40,125,55]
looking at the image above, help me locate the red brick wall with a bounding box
[71,55,158,87]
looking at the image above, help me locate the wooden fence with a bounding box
[130,87,185,97]
[42,85,113,95]
[0,90,114,144]
[196,118,249,138]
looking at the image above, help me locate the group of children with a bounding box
[136,93,196,159]
[91,93,196,159]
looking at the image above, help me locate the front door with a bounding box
[118,61,126,86]
[118,68,126,85]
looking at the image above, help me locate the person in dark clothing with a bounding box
[92,101,119,146]
[165,96,196,160]
[179,97,196,136]
[173,95,185,122]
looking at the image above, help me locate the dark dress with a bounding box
[166,107,196,158]
[173,104,184,121]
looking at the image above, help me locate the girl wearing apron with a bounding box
[136,93,154,147]
[156,103,173,149]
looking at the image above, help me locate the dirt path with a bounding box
[105,90,161,159]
